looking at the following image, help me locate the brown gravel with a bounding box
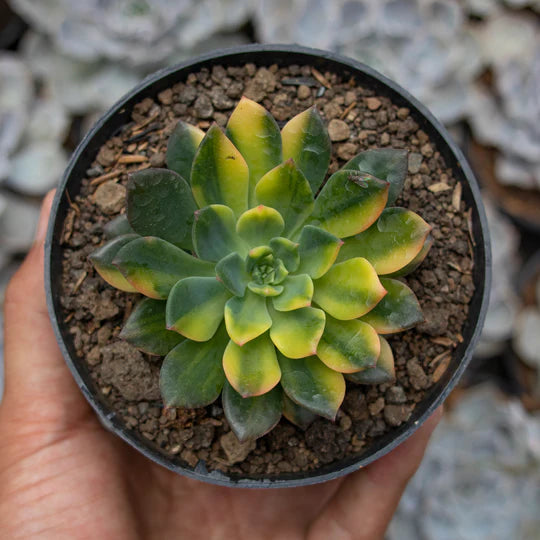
[59,63,476,477]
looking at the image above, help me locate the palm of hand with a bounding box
[0,193,440,540]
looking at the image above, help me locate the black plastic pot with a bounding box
[45,44,491,488]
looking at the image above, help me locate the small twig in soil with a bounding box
[340,101,357,120]
[72,271,87,294]
[65,189,80,216]
[62,210,75,244]
[452,182,462,211]
[131,111,160,133]
[125,123,160,143]
[447,261,471,275]
[466,208,476,246]
[311,67,331,88]
[117,154,148,164]
[430,337,456,347]
[89,169,122,186]
[432,352,452,382]
[133,163,151,173]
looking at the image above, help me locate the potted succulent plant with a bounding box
[89,96,431,441]
[45,44,490,487]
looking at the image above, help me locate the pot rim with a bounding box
[45,43,492,488]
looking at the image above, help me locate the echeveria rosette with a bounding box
[89,97,432,442]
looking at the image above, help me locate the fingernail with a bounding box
[35,190,56,243]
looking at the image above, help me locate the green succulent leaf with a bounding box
[223,334,281,397]
[104,214,135,239]
[113,237,214,299]
[346,336,396,385]
[222,382,282,442]
[120,298,184,356]
[236,205,285,247]
[317,317,380,373]
[313,258,387,320]
[247,282,284,297]
[343,149,408,206]
[215,252,249,297]
[272,259,289,284]
[255,159,314,237]
[89,234,140,292]
[166,120,205,181]
[337,208,432,275]
[279,353,345,420]
[282,393,317,430]
[281,107,331,194]
[193,204,247,262]
[272,274,313,311]
[191,124,249,216]
[226,97,283,208]
[360,278,424,333]
[384,235,433,277]
[166,277,230,341]
[160,325,228,408]
[269,237,300,272]
[246,244,273,268]
[296,225,343,279]
[127,168,197,250]
[269,305,325,359]
[224,289,272,345]
[309,170,389,239]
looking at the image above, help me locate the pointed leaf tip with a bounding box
[127,168,196,250]
[310,170,389,239]
[166,120,205,181]
[120,298,184,356]
[166,277,230,342]
[192,204,247,261]
[113,236,215,299]
[226,97,282,207]
[191,124,249,216]
[360,278,424,333]
[89,234,139,292]
[255,160,314,237]
[313,257,387,320]
[282,107,331,194]
[346,336,396,385]
[223,334,281,398]
[337,208,432,275]
[160,326,228,408]
[279,354,345,420]
[343,148,408,206]
[223,382,282,441]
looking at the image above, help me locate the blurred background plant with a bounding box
[0,1,538,536]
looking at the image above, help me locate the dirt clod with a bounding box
[220,432,256,464]
[328,119,351,141]
[100,342,160,401]
[93,181,126,214]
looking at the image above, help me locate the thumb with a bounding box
[2,190,90,434]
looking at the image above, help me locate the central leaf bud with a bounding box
[252,254,276,285]
[246,245,289,294]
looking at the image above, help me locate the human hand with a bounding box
[0,191,442,540]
